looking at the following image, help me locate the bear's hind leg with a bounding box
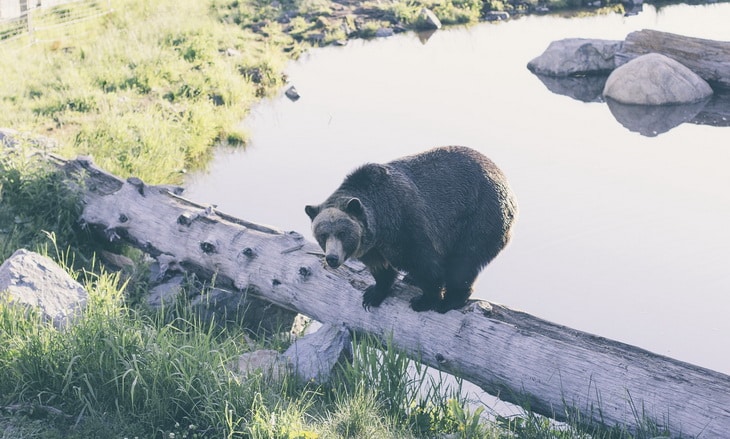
[407,265,445,312]
[440,259,481,313]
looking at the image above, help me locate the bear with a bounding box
[304,146,518,313]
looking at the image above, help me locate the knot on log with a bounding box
[126,177,145,196]
[177,213,194,226]
[200,241,216,254]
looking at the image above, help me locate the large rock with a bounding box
[603,53,713,105]
[0,249,88,328]
[282,323,351,383]
[232,323,351,384]
[527,38,622,77]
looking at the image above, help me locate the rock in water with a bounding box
[527,38,623,76]
[603,53,713,105]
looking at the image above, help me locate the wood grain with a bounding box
[616,29,730,89]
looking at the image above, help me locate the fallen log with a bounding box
[616,29,730,89]
[57,155,730,437]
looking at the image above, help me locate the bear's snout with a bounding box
[325,254,341,268]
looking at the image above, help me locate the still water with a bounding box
[185,3,730,374]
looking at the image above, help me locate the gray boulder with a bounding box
[0,249,88,329]
[416,8,441,30]
[603,53,713,105]
[232,323,351,384]
[375,27,394,38]
[527,38,623,76]
[283,323,351,383]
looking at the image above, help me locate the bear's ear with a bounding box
[345,197,364,217]
[305,205,320,221]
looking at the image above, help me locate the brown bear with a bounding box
[305,146,518,313]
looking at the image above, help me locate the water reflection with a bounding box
[605,97,709,136]
[532,73,607,103]
[691,89,730,127]
[531,74,730,135]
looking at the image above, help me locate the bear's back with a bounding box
[392,146,510,211]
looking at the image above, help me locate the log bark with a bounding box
[57,155,730,437]
[616,29,730,89]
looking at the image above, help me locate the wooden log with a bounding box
[616,29,730,89]
[57,155,730,437]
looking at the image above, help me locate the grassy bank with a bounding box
[0,0,291,185]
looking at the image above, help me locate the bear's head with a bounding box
[305,197,366,269]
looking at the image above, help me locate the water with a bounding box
[185,4,730,375]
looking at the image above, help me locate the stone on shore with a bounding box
[416,8,441,30]
[0,249,88,329]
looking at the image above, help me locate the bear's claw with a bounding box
[362,285,388,311]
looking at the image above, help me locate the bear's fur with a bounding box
[305,146,518,313]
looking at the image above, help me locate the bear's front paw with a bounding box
[410,295,438,312]
[362,285,388,311]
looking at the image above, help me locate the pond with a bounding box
[185,3,730,375]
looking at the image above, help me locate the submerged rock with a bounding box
[527,38,622,76]
[285,85,300,101]
[603,53,713,105]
